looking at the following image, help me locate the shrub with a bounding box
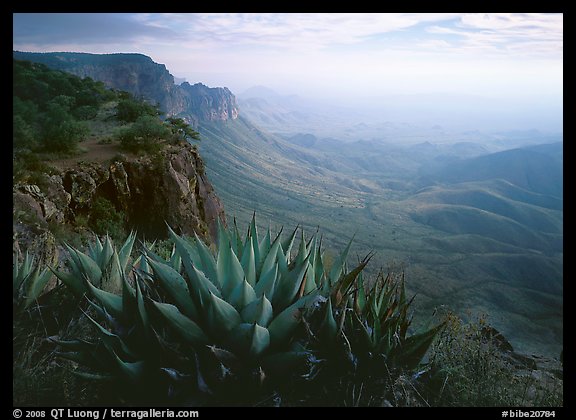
[116,98,158,122]
[423,313,563,407]
[88,197,127,241]
[117,115,171,153]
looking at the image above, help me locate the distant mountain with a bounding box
[13,51,239,128]
[428,147,563,198]
[239,85,289,101]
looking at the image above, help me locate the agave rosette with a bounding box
[50,216,364,400]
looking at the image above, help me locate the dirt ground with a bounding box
[49,136,124,171]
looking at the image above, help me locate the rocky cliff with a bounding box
[13,142,225,269]
[12,51,239,127]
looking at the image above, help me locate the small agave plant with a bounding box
[304,267,446,405]
[50,216,368,404]
[13,250,54,310]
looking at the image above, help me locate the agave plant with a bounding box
[296,267,445,405]
[50,216,367,404]
[346,269,445,370]
[13,250,55,310]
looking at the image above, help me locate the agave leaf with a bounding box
[231,217,244,258]
[217,237,244,296]
[118,231,136,271]
[167,225,202,270]
[281,225,299,263]
[295,230,308,266]
[147,258,198,320]
[85,280,123,319]
[240,234,256,287]
[48,337,94,352]
[350,311,375,354]
[254,263,278,300]
[23,266,53,308]
[99,235,115,271]
[355,271,367,315]
[272,254,310,311]
[88,235,103,261]
[152,301,209,346]
[241,294,274,327]
[193,232,218,287]
[259,230,283,283]
[136,252,151,276]
[71,248,103,287]
[227,322,270,359]
[391,322,446,370]
[21,251,34,279]
[217,218,231,257]
[320,297,338,342]
[206,345,241,372]
[169,245,182,273]
[50,266,87,296]
[83,311,135,358]
[13,252,21,294]
[135,278,150,333]
[119,258,136,316]
[71,370,115,382]
[313,240,325,287]
[268,293,316,348]
[277,242,289,276]
[304,263,317,295]
[258,227,272,271]
[102,251,123,296]
[249,214,261,273]
[63,244,84,276]
[207,292,242,337]
[328,235,355,286]
[112,350,146,382]
[185,262,221,311]
[228,278,257,310]
[331,253,373,307]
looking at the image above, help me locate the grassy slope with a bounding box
[198,117,563,357]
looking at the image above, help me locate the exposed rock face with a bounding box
[13,143,225,244]
[179,82,239,127]
[12,51,240,127]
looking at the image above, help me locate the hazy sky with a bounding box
[13,13,563,131]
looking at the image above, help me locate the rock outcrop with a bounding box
[12,51,240,128]
[13,142,225,246]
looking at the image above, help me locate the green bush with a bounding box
[424,313,563,407]
[116,98,159,122]
[165,117,200,143]
[88,197,127,241]
[117,115,171,153]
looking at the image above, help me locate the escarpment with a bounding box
[13,142,226,250]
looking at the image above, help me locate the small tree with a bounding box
[165,117,200,143]
[117,115,171,153]
[116,98,159,122]
[41,98,88,153]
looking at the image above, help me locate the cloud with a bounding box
[13,13,562,59]
[426,13,562,57]
[130,13,461,51]
[13,13,181,48]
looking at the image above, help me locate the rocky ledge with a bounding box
[13,143,226,268]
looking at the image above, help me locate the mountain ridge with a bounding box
[13,51,239,128]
